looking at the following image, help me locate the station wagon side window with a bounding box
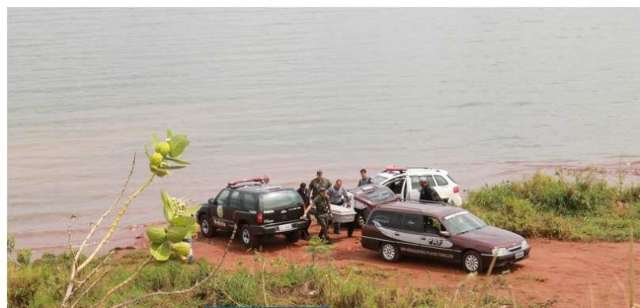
[215,189,231,206]
[410,175,436,192]
[400,214,423,233]
[368,211,400,229]
[229,191,241,209]
[434,175,449,186]
[424,216,444,234]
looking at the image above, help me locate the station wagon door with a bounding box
[421,216,457,261]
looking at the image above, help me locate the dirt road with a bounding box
[184,226,639,307]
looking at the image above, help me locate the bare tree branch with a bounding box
[95,256,152,308]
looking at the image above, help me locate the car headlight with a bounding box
[521,240,529,250]
[491,247,510,257]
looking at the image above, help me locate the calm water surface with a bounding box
[8,8,640,251]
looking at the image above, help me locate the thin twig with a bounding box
[76,251,115,287]
[70,266,111,308]
[95,256,152,308]
[111,225,238,308]
[78,174,155,272]
[63,154,137,306]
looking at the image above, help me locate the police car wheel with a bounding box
[240,225,257,248]
[462,251,483,273]
[380,243,400,262]
[199,215,216,238]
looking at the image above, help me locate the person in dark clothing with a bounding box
[419,179,442,202]
[297,183,311,240]
[357,168,373,187]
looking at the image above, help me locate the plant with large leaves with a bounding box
[61,129,190,307]
[147,192,199,261]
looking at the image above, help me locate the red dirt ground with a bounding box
[137,225,640,307]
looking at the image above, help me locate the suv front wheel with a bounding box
[240,225,258,248]
[199,215,216,238]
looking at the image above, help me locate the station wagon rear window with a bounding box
[359,187,396,204]
[260,190,302,210]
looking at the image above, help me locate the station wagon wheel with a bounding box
[380,243,400,262]
[199,215,216,238]
[462,251,483,273]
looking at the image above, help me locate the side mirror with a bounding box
[439,231,450,237]
[208,198,216,205]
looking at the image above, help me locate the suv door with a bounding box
[432,175,452,200]
[211,189,231,228]
[226,190,241,222]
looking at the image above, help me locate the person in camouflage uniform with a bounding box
[313,187,332,242]
[309,169,332,199]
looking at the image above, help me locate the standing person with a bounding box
[328,179,355,237]
[357,168,373,187]
[297,183,311,240]
[312,188,332,242]
[309,169,331,199]
[419,179,442,202]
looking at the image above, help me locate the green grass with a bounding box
[9,250,518,308]
[464,170,640,241]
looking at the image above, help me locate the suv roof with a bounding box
[226,177,288,194]
[374,201,464,220]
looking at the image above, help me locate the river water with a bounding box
[8,8,640,251]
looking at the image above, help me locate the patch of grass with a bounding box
[465,171,640,241]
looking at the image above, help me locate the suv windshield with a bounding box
[359,187,396,204]
[442,212,487,235]
[260,190,302,210]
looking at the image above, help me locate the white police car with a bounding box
[372,166,463,206]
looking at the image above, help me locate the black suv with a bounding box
[197,177,308,248]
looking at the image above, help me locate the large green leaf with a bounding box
[168,134,189,158]
[170,215,196,227]
[171,242,191,257]
[150,242,172,261]
[162,191,176,222]
[166,225,190,243]
[146,226,167,244]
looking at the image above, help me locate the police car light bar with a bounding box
[227,176,268,188]
[383,165,407,173]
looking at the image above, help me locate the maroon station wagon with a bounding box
[350,183,399,227]
[361,201,531,272]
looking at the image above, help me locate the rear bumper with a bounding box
[248,219,308,236]
[482,247,531,268]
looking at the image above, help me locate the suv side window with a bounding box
[400,214,423,233]
[434,175,449,186]
[369,211,401,228]
[410,175,436,191]
[229,191,241,209]
[216,189,231,206]
[241,192,258,211]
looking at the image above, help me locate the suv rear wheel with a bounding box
[380,243,400,262]
[462,251,483,273]
[285,230,300,243]
[199,215,216,238]
[240,225,258,248]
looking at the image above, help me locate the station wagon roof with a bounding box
[375,201,464,219]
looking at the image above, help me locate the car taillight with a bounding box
[453,186,460,194]
[256,212,264,225]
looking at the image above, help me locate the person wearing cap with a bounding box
[312,187,332,242]
[419,179,442,202]
[309,169,331,199]
[357,168,373,187]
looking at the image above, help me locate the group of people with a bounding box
[296,168,373,242]
[296,168,444,243]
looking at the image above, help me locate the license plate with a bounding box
[278,223,293,232]
[515,251,525,259]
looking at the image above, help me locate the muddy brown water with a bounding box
[8,8,640,253]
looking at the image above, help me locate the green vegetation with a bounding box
[464,170,640,241]
[9,250,518,308]
[147,191,199,262]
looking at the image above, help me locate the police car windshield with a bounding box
[443,212,487,235]
[260,190,302,210]
[360,187,396,204]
